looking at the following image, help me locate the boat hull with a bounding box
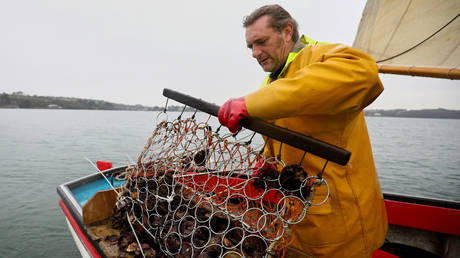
[57,166,460,258]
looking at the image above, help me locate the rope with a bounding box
[85,157,119,195]
[377,12,460,63]
[126,212,146,258]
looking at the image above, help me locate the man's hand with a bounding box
[218,97,248,133]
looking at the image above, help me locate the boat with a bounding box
[57,162,460,258]
[57,1,460,257]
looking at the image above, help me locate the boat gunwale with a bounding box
[57,166,129,221]
[383,192,460,210]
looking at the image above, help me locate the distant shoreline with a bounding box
[0,92,193,112]
[1,92,459,119]
[365,109,460,120]
[2,107,459,120]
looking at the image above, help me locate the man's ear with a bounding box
[282,22,294,42]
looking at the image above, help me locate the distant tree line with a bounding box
[365,109,460,119]
[3,93,459,119]
[0,92,194,111]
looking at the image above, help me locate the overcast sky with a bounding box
[1,0,459,110]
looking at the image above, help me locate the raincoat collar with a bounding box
[261,35,328,87]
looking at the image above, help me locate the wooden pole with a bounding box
[378,65,460,80]
[162,88,351,166]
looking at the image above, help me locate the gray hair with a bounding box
[243,4,299,42]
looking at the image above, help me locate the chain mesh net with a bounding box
[110,110,329,257]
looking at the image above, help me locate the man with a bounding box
[218,4,388,258]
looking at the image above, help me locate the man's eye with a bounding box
[256,39,267,46]
[247,38,267,49]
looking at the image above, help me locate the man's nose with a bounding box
[252,45,262,58]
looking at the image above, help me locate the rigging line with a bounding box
[85,157,119,195]
[377,12,460,63]
[126,212,146,258]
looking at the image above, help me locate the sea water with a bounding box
[0,109,459,257]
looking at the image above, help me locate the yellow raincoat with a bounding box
[245,43,388,257]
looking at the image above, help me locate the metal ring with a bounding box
[241,208,265,234]
[276,195,307,224]
[243,177,265,201]
[241,234,268,257]
[256,212,285,241]
[178,215,196,238]
[225,193,249,218]
[195,200,213,223]
[191,225,212,249]
[199,244,223,257]
[310,178,330,206]
[209,210,230,235]
[164,232,182,256]
[221,227,245,249]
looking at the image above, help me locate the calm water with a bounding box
[0,109,459,257]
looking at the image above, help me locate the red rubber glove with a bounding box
[218,97,248,133]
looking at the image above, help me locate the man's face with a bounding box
[245,15,292,73]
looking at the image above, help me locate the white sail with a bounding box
[353,0,460,78]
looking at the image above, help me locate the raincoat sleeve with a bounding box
[245,44,384,120]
